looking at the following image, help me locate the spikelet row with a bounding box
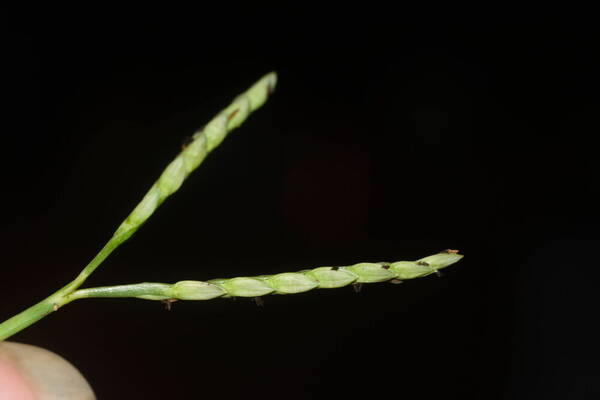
[73,251,462,302]
[114,72,278,239]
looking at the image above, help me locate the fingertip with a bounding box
[0,342,95,400]
[0,351,36,400]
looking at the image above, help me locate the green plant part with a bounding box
[0,72,464,342]
[0,72,277,341]
[67,251,463,302]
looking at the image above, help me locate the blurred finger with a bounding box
[0,341,95,400]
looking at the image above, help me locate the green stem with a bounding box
[73,232,135,290]
[0,72,277,341]
[70,283,173,301]
[0,282,76,341]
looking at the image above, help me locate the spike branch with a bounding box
[69,251,463,301]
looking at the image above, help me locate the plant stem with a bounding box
[71,283,173,301]
[0,72,277,341]
[0,282,76,341]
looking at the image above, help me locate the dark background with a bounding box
[2,8,599,399]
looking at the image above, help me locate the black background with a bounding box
[2,7,599,399]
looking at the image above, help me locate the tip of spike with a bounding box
[417,251,464,270]
[265,72,277,96]
[440,249,460,254]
